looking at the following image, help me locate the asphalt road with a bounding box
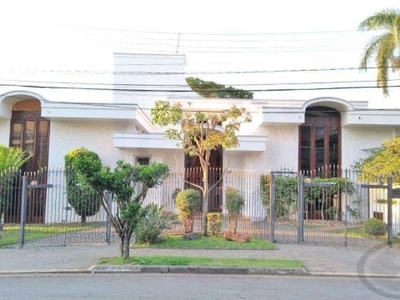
[1,273,399,300]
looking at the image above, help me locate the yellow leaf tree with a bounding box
[151,101,251,235]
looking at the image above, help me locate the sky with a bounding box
[0,0,399,106]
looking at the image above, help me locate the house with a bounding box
[1,53,400,225]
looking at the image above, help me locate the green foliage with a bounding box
[225,187,245,214]
[151,101,251,155]
[176,189,200,219]
[260,174,270,214]
[355,137,400,184]
[305,177,355,199]
[261,174,298,220]
[0,144,30,172]
[362,218,387,238]
[151,100,251,236]
[64,148,102,223]
[132,234,277,250]
[225,187,245,234]
[376,199,398,205]
[261,174,354,220]
[134,204,177,245]
[305,177,354,220]
[175,189,200,233]
[358,8,400,96]
[207,213,222,236]
[186,77,253,99]
[71,157,169,259]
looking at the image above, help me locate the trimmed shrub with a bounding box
[225,187,245,234]
[64,148,102,223]
[363,218,387,238]
[175,189,200,233]
[207,213,222,236]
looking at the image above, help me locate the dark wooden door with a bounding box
[8,110,50,223]
[299,107,340,176]
[184,147,223,212]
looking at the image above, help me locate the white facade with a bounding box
[0,53,399,171]
[0,53,398,171]
[1,53,400,225]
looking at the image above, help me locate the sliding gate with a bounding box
[269,170,395,247]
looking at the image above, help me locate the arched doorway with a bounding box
[7,99,50,223]
[299,106,341,176]
[9,99,50,172]
[299,106,341,220]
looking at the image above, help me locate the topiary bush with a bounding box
[225,187,245,234]
[363,218,387,238]
[175,189,200,233]
[64,148,102,223]
[207,212,222,236]
[134,204,177,244]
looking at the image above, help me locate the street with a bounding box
[1,273,399,300]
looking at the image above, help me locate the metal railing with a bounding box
[0,166,397,248]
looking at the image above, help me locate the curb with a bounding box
[1,267,399,278]
[0,269,89,275]
[310,272,400,278]
[89,265,310,276]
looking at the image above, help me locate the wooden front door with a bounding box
[8,100,50,223]
[299,106,341,219]
[185,147,223,212]
[299,106,341,175]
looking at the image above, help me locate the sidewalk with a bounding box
[0,242,399,277]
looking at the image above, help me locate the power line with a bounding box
[0,82,398,93]
[0,65,390,76]
[0,77,396,88]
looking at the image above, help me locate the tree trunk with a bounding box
[202,181,209,236]
[119,228,132,260]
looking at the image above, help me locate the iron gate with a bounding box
[269,169,396,247]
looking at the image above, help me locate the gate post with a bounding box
[19,176,28,249]
[269,172,276,243]
[387,175,393,247]
[297,173,304,243]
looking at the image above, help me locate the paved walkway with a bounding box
[0,242,399,277]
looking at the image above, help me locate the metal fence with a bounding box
[0,168,116,247]
[267,168,398,247]
[0,167,397,248]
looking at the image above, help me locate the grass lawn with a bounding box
[0,223,101,247]
[132,234,277,250]
[99,234,303,269]
[99,256,304,269]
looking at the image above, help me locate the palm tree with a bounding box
[359,8,400,96]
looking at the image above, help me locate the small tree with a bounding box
[225,187,245,234]
[72,156,169,259]
[65,148,102,223]
[175,189,201,233]
[355,137,400,184]
[151,100,251,235]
